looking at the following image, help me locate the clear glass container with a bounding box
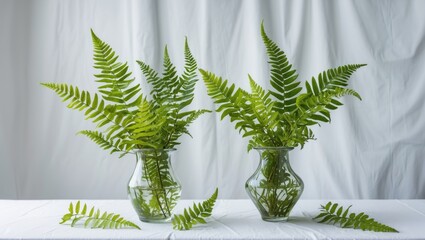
[128,148,181,223]
[245,147,304,222]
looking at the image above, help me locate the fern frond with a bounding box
[185,109,211,123]
[249,75,282,137]
[41,83,125,129]
[91,30,142,114]
[141,45,181,107]
[172,188,218,230]
[177,37,198,109]
[162,46,181,98]
[77,130,127,155]
[261,22,302,113]
[305,64,366,100]
[313,202,398,233]
[295,87,362,125]
[60,201,140,230]
[137,40,206,149]
[127,98,164,149]
[137,60,161,97]
[40,83,135,149]
[200,69,255,133]
[168,109,211,143]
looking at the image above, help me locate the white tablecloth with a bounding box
[0,199,424,240]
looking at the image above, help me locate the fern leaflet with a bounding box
[313,202,398,233]
[172,188,218,230]
[91,30,141,115]
[60,201,140,230]
[261,21,302,113]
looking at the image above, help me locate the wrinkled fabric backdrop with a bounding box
[1,0,424,200]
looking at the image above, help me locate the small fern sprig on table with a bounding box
[172,188,218,230]
[313,202,398,233]
[60,201,141,230]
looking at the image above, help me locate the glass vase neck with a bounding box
[133,148,176,154]
[254,147,294,159]
[254,146,294,151]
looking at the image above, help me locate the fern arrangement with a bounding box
[42,30,209,222]
[42,30,208,155]
[201,23,365,151]
[201,22,365,221]
[314,202,398,232]
[60,201,140,230]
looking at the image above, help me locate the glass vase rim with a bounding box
[132,148,177,153]
[254,146,294,151]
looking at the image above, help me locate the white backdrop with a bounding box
[1,0,425,200]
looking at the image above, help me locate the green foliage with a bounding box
[41,31,208,155]
[313,202,398,233]
[261,23,302,113]
[60,201,140,230]
[172,188,218,230]
[201,22,366,150]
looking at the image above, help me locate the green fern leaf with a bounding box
[91,30,142,114]
[172,188,218,230]
[200,69,255,133]
[137,40,208,149]
[77,130,126,155]
[261,22,302,113]
[127,98,164,149]
[60,201,140,230]
[40,83,134,151]
[248,75,281,145]
[305,64,366,100]
[169,109,211,141]
[313,201,398,233]
[295,87,363,125]
[178,37,198,109]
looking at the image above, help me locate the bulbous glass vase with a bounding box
[128,148,181,223]
[245,147,304,222]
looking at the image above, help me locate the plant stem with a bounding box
[153,150,172,216]
[142,154,167,217]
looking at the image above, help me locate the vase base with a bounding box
[262,216,289,222]
[138,217,172,223]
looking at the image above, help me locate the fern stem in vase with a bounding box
[128,149,181,222]
[140,152,168,218]
[153,150,172,216]
[245,147,303,221]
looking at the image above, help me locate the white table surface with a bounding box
[0,199,424,240]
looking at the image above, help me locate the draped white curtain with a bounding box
[1,0,424,200]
